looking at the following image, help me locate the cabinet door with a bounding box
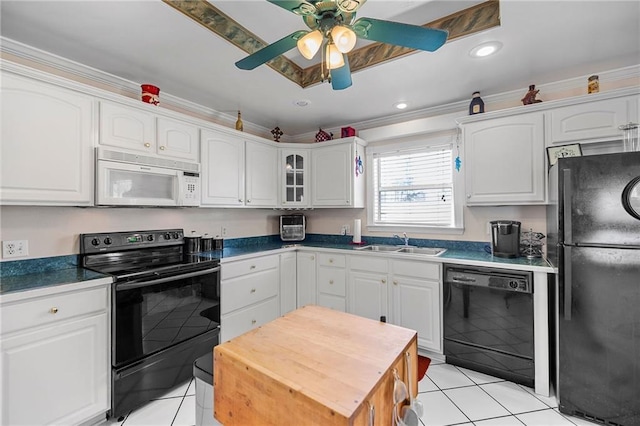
[200,130,244,206]
[0,313,108,426]
[99,101,155,152]
[348,271,388,322]
[548,97,634,144]
[296,252,317,307]
[311,143,353,206]
[1,72,94,205]
[156,116,199,161]
[280,149,310,207]
[245,141,278,207]
[391,276,441,353]
[464,113,545,205]
[280,252,297,315]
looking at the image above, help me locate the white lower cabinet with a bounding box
[390,260,442,353]
[220,254,280,342]
[347,255,443,353]
[0,281,110,426]
[280,251,297,315]
[296,251,317,307]
[316,253,346,312]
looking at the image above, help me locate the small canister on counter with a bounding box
[201,233,213,252]
[184,231,202,254]
[213,237,224,250]
[588,75,599,94]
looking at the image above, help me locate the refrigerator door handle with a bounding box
[563,169,572,245]
[563,245,572,321]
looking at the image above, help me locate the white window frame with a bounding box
[366,131,464,235]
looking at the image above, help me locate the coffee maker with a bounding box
[490,220,521,258]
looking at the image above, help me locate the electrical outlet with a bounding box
[3,240,29,258]
[340,225,350,235]
[221,226,228,237]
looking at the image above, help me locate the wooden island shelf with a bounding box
[214,305,418,425]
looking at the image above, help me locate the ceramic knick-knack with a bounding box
[521,85,543,105]
[271,126,283,142]
[469,91,484,115]
[235,111,243,131]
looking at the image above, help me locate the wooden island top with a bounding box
[214,305,417,425]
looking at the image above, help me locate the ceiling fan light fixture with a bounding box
[297,30,323,59]
[331,25,357,53]
[326,42,345,69]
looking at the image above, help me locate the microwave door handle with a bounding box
[116,267,220,291]
[176,172,185,206]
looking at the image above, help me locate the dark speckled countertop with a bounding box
[0,234,553,297]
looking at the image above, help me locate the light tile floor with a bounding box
[103,358,597,426]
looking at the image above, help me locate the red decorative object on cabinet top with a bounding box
[141,84,160,105]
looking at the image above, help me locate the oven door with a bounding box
[113,266,220,368]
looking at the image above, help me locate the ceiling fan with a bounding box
[235,0,449,90]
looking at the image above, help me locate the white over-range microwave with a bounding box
[95,148,200,207]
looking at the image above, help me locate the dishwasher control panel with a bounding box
[444,265,533,293]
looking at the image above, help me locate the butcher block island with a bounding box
[214,305,418,425]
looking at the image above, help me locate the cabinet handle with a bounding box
[250,288,256,293]
[381,279,386,284]
[238,199,243,203]
[467,194,471,199]
[250,265,256,269]
[247,199,251,203]
[251,319,257,325]
[329,280,334,285]
[311,256,315,260]
[50,307,58,314]
[329,258,334,263]
[393,280,398,286]
[159,146,165,150]
[144,143,151,148]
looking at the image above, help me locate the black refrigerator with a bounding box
[547,151,640,426]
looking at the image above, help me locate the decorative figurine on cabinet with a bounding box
[521,85,543,105]
[315,128,332,142]
[271,126,283,142]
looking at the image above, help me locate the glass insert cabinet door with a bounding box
[282,151,309,206]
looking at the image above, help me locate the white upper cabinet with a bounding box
[279,149,310,208]
[463,112,546,205]
[200,130,277,208]
[311,138,366,208]
[547,96,638,145]
[0,72,94,206]
[100,101,199,161]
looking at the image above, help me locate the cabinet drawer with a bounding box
[350,255,388,273]
[317,267,346,296]
[317,294,346,312]
[317,253,346,268]
[222,255,279,280]
[1,286,108,335]
[390,260,440,280]
[221,297,279,342]
[222,267,279,314]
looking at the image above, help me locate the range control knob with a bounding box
[147,235,154,242]
[164,233,171,240]
[103,237,112,245]
[91,238,101,246]
[172,232,179,239]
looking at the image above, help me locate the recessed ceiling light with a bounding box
[470,41,503,58]
[293,99,311,107]
[394,102,408,110]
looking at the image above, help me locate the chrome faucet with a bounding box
[393,232,410,246]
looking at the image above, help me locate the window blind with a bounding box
[373,145,454,226]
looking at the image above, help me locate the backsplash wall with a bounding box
[0,204,546,260]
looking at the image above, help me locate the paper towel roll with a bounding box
[353,219,362,244]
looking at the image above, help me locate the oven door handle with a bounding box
[116,266,220,291]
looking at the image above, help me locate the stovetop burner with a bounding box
[80,229,219,280]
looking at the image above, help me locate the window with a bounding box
[367,132,463,233]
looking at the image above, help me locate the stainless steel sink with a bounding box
[355,245,447,257]
[355,245,403,252]
[396,247,447,256]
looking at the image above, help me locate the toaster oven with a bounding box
[280,215,305,241]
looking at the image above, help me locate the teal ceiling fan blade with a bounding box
[267,0,317,16]
[331,54,352,90]
[236,30,308,70]
[352,17,448,52]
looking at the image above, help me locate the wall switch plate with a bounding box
[3,240,29,258]
[221,226,228,237]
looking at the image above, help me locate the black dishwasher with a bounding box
[443,264,534,387]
